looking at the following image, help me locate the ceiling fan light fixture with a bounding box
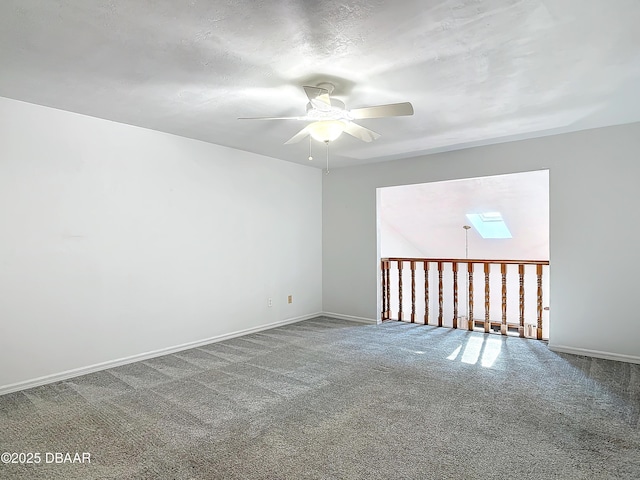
[308,120,346,143]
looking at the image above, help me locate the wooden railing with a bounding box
[381,258,550,339]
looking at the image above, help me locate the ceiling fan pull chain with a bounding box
[325,140,330,175]
[308,136,313,161]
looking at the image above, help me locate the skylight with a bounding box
[466,212,512,239]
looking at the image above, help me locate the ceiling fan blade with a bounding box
[238,115,308,120]
[284,125,312,144]
[349,102,414,119]
[303,85,331,111]
[342,122,381,142]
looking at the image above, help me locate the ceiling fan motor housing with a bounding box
[305,98,350,121]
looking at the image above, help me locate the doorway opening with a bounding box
[377,170,550,339]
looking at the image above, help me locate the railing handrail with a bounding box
[382,257,549,266]
[381,256,549,339]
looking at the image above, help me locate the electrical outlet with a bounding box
[287,295,293,304]
[268,298,272,307]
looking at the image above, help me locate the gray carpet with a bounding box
[1,317,639,479]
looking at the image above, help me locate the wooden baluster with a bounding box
[438,261,443,327]
[484,263,490,333]
[452,262,458,329]
[468,263,474,331]
[423,261,430,325]
[379,258,547,336]
[410,261,416,323]
[501,263,507,335]
[381,260,387,320]
[386,264,391,320]
[518,264,525,337]
[537,264,543,340]
[397,260,404,321]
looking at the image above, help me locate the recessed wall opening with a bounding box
[377,170,550,340]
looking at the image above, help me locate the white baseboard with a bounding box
[0,312,322,396]
[321,312,378,324]
[548,344,640,365]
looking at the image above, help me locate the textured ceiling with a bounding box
[1,1,639,169]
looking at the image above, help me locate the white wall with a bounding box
[0,97,322,391]
[323,122,640,362]
[379,220,424,258]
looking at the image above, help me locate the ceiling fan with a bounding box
[239,82,414,145]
